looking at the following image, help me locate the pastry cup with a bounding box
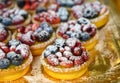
[12,31,56,56]
[0,52,33,82]
[7,15,31,30]
[91,9,109,28]
[32,15,60,29]
[41,51,91,80]
[2,31,12,44]
[56,30,98,51]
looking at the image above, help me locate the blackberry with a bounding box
[2,18,12,26]
[36,7,47,14]
[70,32,81,39]
[83,7,98,19]
[8,39,21,47]
[80,32,90,41]
[46,45,58,54]
[40,22,50,29]
[11,54,23,66]
[54,38,65,47]
[77,17,90,25]
[36,30,51,42]
[17,0,25,8]
[0,58,10,69]
[6,51,17,60]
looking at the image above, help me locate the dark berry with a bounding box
[80,32,90,41]
[44,50,51,58]
[70,32,81,39]
[44,27,53,34]
[17,0,25,8]
[18,10,28,19]
[66,0,74,7]
[11,54,24,66]
[83,7,98,19]
[0,16,2,22]
[6,51,17,60]
[36,7,47,14]
[0,28,8,42]
[2,18,12,26]
[54,38,65,47]
[0,58,10,69]
[77,17,90,25]
[35,30,51,42]
[57,0,66,6]
[8,39,21,47]
[40,22,50,29]
[60,15,68,22]
[46,45,58,54]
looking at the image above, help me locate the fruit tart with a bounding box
[57,17,98,51]
[17,0,48,14]
[0,0,14,9]
[13,22,56,56]
[0,8,31,30]
[0,39,33,82]
[41,38,91,80]
[48,4,70,22]
[32,9,61,28]
[72,1,109,28]
[54,0,84,11]
[0,23,11,43]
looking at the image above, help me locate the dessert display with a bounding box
[0,39,33,81]
[57,17,98,50]
[17,0,48,14]
[54,0,84,11]
[0,8,31,30]
[41,38,90,80]
[32,8,60,28]
[13,22,56,56]
[72,1,109,28]
[0,0,14,9]
[0,23,11,43]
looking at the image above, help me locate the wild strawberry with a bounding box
[73,47,82,56]
[25,25,32,33]
[31,2,39,10]
[81,46,86,51]
[10,46,16,51]
[63,51,73,58]
[58,31,64,37]
[34,15,40,21]
[63,34,69,39]
[76,41,81,47]
[47,57,59,66]
[74,56,84,66]
[1,46,9,53]
[24,3,30,10]
[64,46,71,51]
[60,60,73,68]
[81,52,89,61]
[58,57,68,62]
[32,23,39,31]
[69,56,76,61]
[59,47,65,53]
[17,25,25,33]
[55,52,62,58]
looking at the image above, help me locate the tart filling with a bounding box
[0,40,32,81]
[41,38,89,80]
[32,9,60,28]
[72,1,109,28]
[14,22,56,56]
[0,8,31,29]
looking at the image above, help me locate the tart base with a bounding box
[43,65,88,80]
[0,52,33,82]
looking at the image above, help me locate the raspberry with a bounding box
[60,60,73,68]
[47,57,59,66]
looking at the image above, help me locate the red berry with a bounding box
[76,41,81,47]
[34,15,40,21]
[47,57,59,66]
[31,2,39,10]
[63,34,69,39]
[60,60,73,68]
[81,52,89,61]
[58,57,68,62]
[1,46,9,53]
[58,31,64,37]
[10,46,16,51]
[32,23,39,31]
[73,47,82,56]
[24,4,30,10]
[59,47,65,53]
[74,56,84,66]
[17,26,25,33]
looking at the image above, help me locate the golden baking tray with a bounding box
[3,0,120,83]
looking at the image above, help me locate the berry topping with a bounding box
[35,30,50,42]
[11,54,23,66]
[8,39,21,47]
[2,18,12,26]
[47,57,59,66]
[46,45,58,54]
[54,38,65,47]
[0,49,5,59]
[80,32,90,41]
[6,51,17,60]
[44,38,89,68]
[65,38,77,48]
[0,26,8,42]
[77,17,90,25]
[83,7,98,19]
[60,60,73,68]
[18,10,28,19]
[36,7,47,13]
[17,0,25,8]
[12,15,24,25]
[0,58,10,69]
